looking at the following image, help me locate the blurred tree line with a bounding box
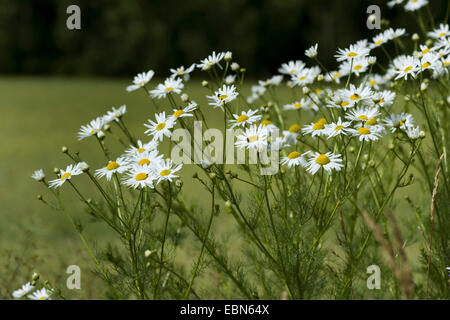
[0,0,447,77]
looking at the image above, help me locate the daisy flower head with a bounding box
[235,124,269,152]
[305,43,318,58]
[393,55,419,80]
[385,28,406,40]
[335,44,370,62]
[48,164,83,189]
[306,152,343,175]
[366,74,387,90]
[428,24,449,39]
[383,112,415,132]
[170,101,198,121]
[12,282,35,299]
[126,70,155,92]
[324,70,343,83]
[372,90,396,108]
[154,159,182,185]
[207,84,238,108]
[259,75,284,87]
[122,164,155,189]
[225,74,237,84]
[197,51,225,70]
[28,288,52,300]
[228,109,262,129]
[404,0,429,12]
[283,123,302,145]
[144,112,175,142]
[371,32,389,48]
[150,77,184,99]
[78,117,105,141]
[259,119,279,132]
[170,64,196,81]
[349,125,384,142]
[130,149,163,168]
[103,105,127,124]
[291,68,316,86]
[387,0,404,8]
[302,118,328,137]
[281,150,309,168]
[324,117,352,138]
[345,106,380,123]
[278,60,306,75]
[125,139,158,157]
[417,51,440,75]
[31,169,45,182]
[339,57,369,77]
[95,157,130,181]
[336,83,374,107]
[406,126,421,139]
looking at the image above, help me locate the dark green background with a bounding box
[0,0,448,77]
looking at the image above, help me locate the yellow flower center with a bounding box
[318,118,328,124]
[439,32,446,37]
[369,80,377,86]
[341,101,349,107]
[90,129,95,135]
[173,110,185,117]
[334,125,344,131]
[316,154,330,165]
[289,124,301,133]
[218,94,228,100]
[375,40,383,45]
[177,70,183,75]
[261,120,271,126]
[347,52,358,57]
[135,173,148,181]
[315,89,322,94]
[353,65,363,70]
[156,123,166,131]
[299,76,306,81]
[288,151,301,159]
[293,103,302,109]
[404,66,413,73]
[421,48,430,55]
[421,62,431,69]
[137,147,145,153]
[350,94,361,100]
[313,122,325,130]
[166,87,173,92]
[290,69,295,74]
[139,81,144,87]
[333,72,340,79]
[357,115,368,120]
[444,61,450,67]
[60,172,71,181]
[248,135,259,143]
[366,117,377,126]
[358,127,371,135]
[237,114,249,123]
[160,169,171,176]
[138,158,150,166]
[39,297,45,300]
[106,161,120,171]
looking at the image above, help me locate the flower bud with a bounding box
[97,131,106,139]
[37,194,43,201]
[53,168,60,174]
[388,143,395,150]
[32,273,40,281]
[231,62,240,71]
[225,200,232,214]
[348,146,355,153]
[78,162,89,172]
[175,179,183,188]
[145,250,152,258]
[368,160,375,168]
[181,93,189,102]
[201,80,209,87]
[302,86,310,95]
[368,56,377,65]
[224,51,232,61]
[240,68,246,73]
[420,82,428,91]
[208,172,216,180]
[103,124,111,132]
[425,39,433,47]
[61,146,68,153]
[317,74,324,82]
[419,131,426,138]
[412,33,419,41]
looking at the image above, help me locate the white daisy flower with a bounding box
[336,83,374,107]
[392,55,419,80]
[259,75,283,87]
[371,32,389,48]
[302,118,328,137]
[103,105,127,123]
[349,126,383,141]
[31,169,46,182]
[404,0,428,12]
[228,109,262,129]
[125,139,158,157]
[28,288,52,300]
[335,44,371,62]
[383,112,415,132]
[278,60,306,75]
[372,90,396,108]
[225,74,237,84]
[324,117,352,138]
[144,112,175,141]
[235,124,269,152]
[126,70,155,92]
[78,117,105,141]
[150,77,184,99]
[259,119,279,132]
[95,157,130,181]
[291,68,316,86]
[130,150,163,168]
[122,164,155,189]
[12,282,35,299]
[305,43,318,58]
[170,64,196,81]
[197,51,225,70]
[384,28,406,40]
[366,74,386,90]
[417,51,441,74]
[428,24,450,39]
[207,84,239,108]
[170,101,198,121]
[281,151,309,168]
[339,57,369,77]
[324,70,343,83]
[48,164,83,188]
[306,152,343,175]
[282,123,302,145]
[154,159,182,184]
[346,106,380,122]
[406,126,421,139]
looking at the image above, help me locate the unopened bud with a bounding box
[412,33,419,41]
[145,250,152,258]
[240,68,246,73]
[231,62,240,71]
[208,172,216,180]
[78,162,89,172]
[419,131,425,138]
[181,93,189,102]
[201,80,209,87]
[37,194,43,201]
[368,56,377,65]
[317,74,324,82]
[420,82,428,91]
[61,146,68,153]
[224,51,232,61]
[302,86,310,95]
